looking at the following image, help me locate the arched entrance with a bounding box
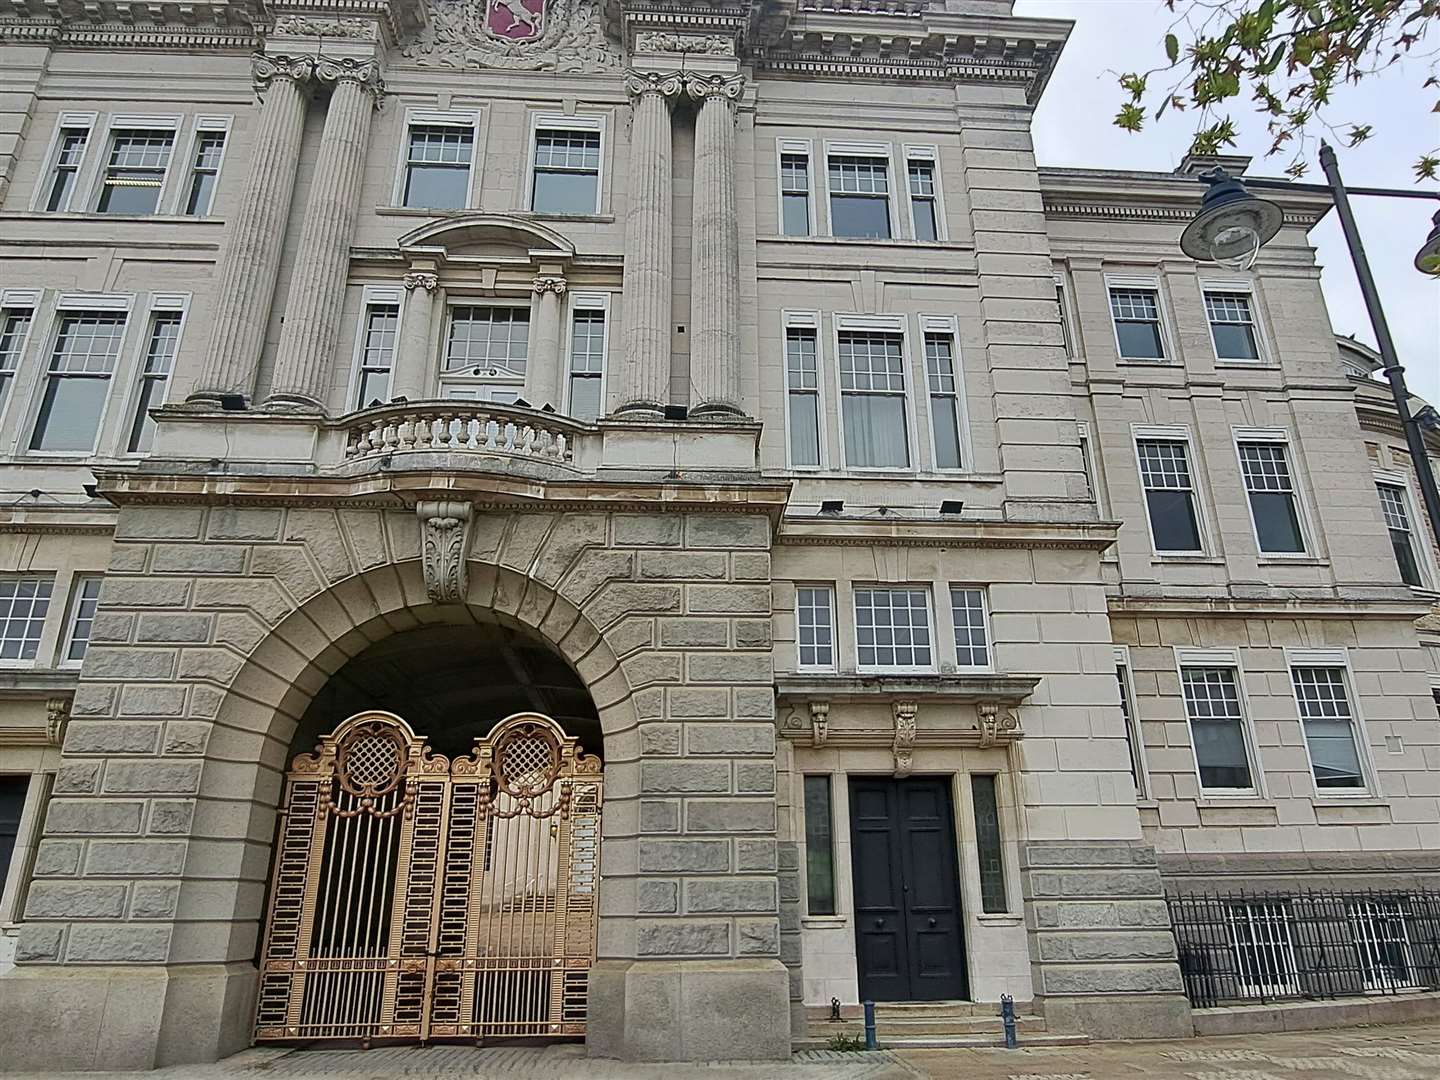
[253,620,604,1046]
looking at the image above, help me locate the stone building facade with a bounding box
[0,0,1437,1070]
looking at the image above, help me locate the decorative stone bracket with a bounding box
[417,501,473,603]
[977,701,1020,748]
[892,700,917,778]
[809,701,829,748]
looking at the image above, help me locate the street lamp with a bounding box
[1179,143,1440,554]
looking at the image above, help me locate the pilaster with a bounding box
[527,274,568,410]
[392,269,438,402]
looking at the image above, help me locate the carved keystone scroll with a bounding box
[417,500,473,603]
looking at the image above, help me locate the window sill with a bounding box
[1150,554,1225,565]
[780,469,1003,484]
[1214,360,1274,369]
[1116,358,1175,366]
[1195,796,1269,807]
[801,915,848,928]
[374,206,617,225]
[761,234,975,251]
[1257,555,1328,567]
[974,913,1023,928]
[0,210,221,225]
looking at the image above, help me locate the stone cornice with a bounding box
[777,516,1119,551]
[0,17,259,49]
[776,673,1039,705]
[1107,595,1435,619]
[1041,169,1333,230]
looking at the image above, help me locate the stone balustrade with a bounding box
[340,402,591,466]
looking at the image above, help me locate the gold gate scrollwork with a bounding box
[254,710,603,1045]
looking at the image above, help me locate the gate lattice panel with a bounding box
[254,711,603,1045]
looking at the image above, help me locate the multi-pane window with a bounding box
[0,308,33,411]
[1205,291,1261,361]
[1348,899,1420,991]
[780,153,810,236]
[443,307,529,402]
[64,577,103,664]
[796,586,835,671]
[31,311,127,453]
[785,328,820,467]
[949,586,989,669]
[1228,902,1299,997]
[567,308,606,421]
[971,775,1007,914]
[803,775,836,916]
[1115,662,1147,797]
[0,577,54,662]
[1110,288,1166,360]
[1056,282,1074,356]
[1137,438,1203,552]
[126,311,181,454]
[828,156,891,239]
[182,131,226,216]
[854,586,931,670]
[907,158,938,241]
[403,124,473,209]
[1290,666,1365,791]
[838,332,908,469]
[532,129,601,214]
[353,304,399,410]
[925,333,963,470]
[1377,482,1424,587]
[1181,665,1254,792]
[96,130,175,215]
[1238,441,1304,554]
[44,128,90,212]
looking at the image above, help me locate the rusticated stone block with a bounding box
[102,761,201,795]
[207,507,283,540]
[69,685,116,718]
[31,840,82,876]
[640,552,728,580]
[640,762,730,794]
[636,921,730,956]
[639,800,680,833]
[658,619,728,649]
[731,553,771,581]
[558,550,634,607]
[639,724,681,756]
[687,724,775,756]
[734,620,772,648]
[130,882,180,919]
[45,800,144,835]
[136,614,212,644]
[638,880,679,914]
[587,583,682,629]
[1037,930,1177,962]
[65,721,161,756]
[89,612,134,644]
[117,686,187,718]
[192,578,292,627]
[100,578,191,609]
[283,510,353,582]
[114,506,203,540]
[613,514,681,547]
[666,687,728,718]
[81,647,176,681]
[14,925,64,962]
[737,839,778,872]
[52,762,101,794]
[734,687,775,720]
[687,585,771,614]
[686,878,777,913]
[737,920,779,956]
[686,799,776,834]
[685,516,769,549]
[736,763,776,794]
[162,721,210,755]
[622,652,682,688]
[148,800,195,834]
[107,544,148,573]
[25,883,128,919]
[638,839,729,873]
[65,924,171,963]
[85,841,186,876]
[249,546,323,602]
[1040,962,1183,995]
[150,544,247,575]
[687,653,771,684]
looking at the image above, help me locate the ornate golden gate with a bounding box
[253,710,602,1045]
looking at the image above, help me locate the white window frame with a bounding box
[0,574,57,669]
[901,143,946,242]
[525,112,606,216]
[1285,647,1378,799]
[795,584,837,673]
[1054,273,1078,358]
[1174,646,1266,798]
[1133,424,1211,556]
[23,293,134,458]
[1105,274,1175,363]
[0,289,41,430]
[1373,469,1436,589]
[822,140,898,241]
[171,115,232,217]
[781,309,826,471]
[86,113,183,215]
[392,109,482,210]
[775,138,816,237]
[60,574,104,668]
[832,313,917,473]
[1200,279,1270,366]
[121,292,189,456]
[563,290,610,422]
[30,112,97,212]
[344,285,405,412]
[437,297,532,402]
[947,584,992,672]
[1113,645,1151,800]
[1076,420,1107,515]
[917,314,970,473]
[853,584,936,675]
[1232,427,1313,559]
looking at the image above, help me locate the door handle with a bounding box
[874,918,884,928]
[928,917,937,928]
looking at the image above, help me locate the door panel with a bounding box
[849,776,968,1002]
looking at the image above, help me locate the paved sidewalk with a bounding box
[8,1023,1440,1079]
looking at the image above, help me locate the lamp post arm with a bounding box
[1240,177,1440,201]
[1317,141,1440,556]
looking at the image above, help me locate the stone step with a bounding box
[806,999,1040,1022]
[815,1016,1046,1037]
[793,1032,1088,1050]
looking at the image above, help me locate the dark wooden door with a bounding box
[849,776,968,1001]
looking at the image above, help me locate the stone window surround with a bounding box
[1075,418,1108,517]
[1373,467,1437,590]
[1284,646,1381,800]
[29,112,96,213]
[388,107,484,211]
[1199,276,1273,367]
[345,284,407,410]
[774,137,816,237]
[780,309,826,472]
[1112,643,1153,801]
[0,568,102,674]
[0,290,40,408]
[794,582,837,673]
[852,582,936,675]
[831,312,919,474]
[0,752,60,930]
[1231,426,1317,562]
[524,110,608,217]
[901,142,946,243]
[175,116,233,218]
[821,139,900,241]
[919,313,972,473]
[947,583,992,673]
[1104,272,1178,365]
[59,575,104,670]
[437,296,534,400]
[1053,271,1079,359]
[562,290,611,420]
[1172,645,1269,800]
[1131,423,1217,559]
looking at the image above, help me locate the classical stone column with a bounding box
[265,57,384,411]
[188,54,314,405]
[686,73,744,418]
[617,70,682,416]
[393,270,438,401]
[527,275,567,410]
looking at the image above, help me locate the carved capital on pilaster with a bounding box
[532,276,568,297]
[403,271,439,293]
[315,56,385,102]
[976,700,1019,748]
[252,53,316,98]
[417,500,472,603]
[892,700,917,778]
[809,701,829,748]
[46,696,71,747]
[624,69,685,101]
[685,72,745,104]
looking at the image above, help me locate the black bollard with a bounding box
[1000,993,1017,1049]
[863,999,877,1050]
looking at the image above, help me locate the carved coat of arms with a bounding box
[485,0,544,41]
[404,0,620,72]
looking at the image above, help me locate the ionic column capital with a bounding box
[403,271,439,293]
[532,275,568,297]
[315,56,385,103]
[624,69,685,101]
[685,72,745,104]
[251,53,315,98]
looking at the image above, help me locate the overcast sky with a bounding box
[1015,0,1440,405]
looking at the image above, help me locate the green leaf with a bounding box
[1416,156,1440,182]
[1165,33,1180,63]
[1115,103,1147,132]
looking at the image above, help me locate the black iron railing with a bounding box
[1166,888,1440,1008]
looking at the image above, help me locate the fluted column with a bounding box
[393,270,438,401]
[527,275,567,409]
[188,54,313,405]
[617,70,682,416]
[687,73,745,418]
[265,58,384,411]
